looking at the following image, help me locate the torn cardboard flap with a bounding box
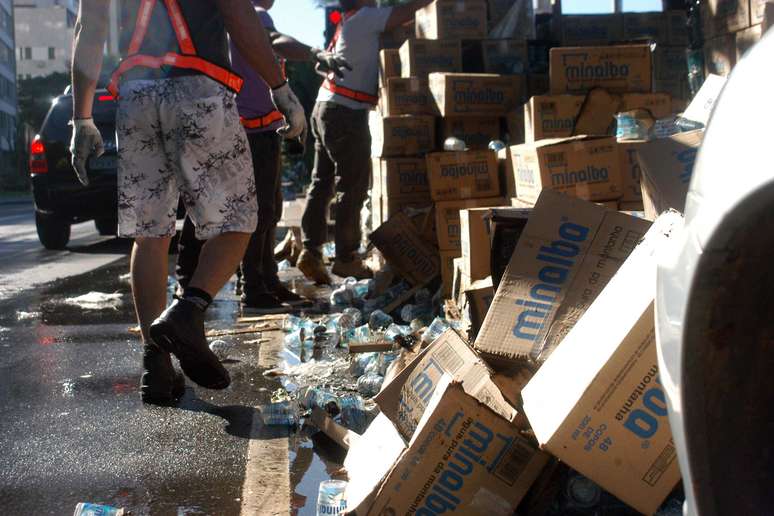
[474,189,651,374]
[521,211,683,515]
[311,407,360,450]
[350,377,549,515]
[636,129,704,219]
[370,212,441,286]
[374,328,519,442]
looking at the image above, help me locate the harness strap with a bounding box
[240,110,284,129]
[322,79,378,105]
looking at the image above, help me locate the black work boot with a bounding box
[141,343,186,405]
[149,298,231,389]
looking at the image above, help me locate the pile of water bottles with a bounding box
[258,272,462,433]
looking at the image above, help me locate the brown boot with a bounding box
[332,257,373,280]
[297,249,332,285]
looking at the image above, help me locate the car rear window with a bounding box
[40,93,116,144]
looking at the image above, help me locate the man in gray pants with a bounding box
[297,0,432,284]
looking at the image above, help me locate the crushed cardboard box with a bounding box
[429,72,524,117]
[369,113,436,158]
[426,150,500,201]
[522,211,683,515]
[510,135,623,203]
[400,39,462,78]
[474,189,652,374]
[346,378,548,515]
[370,211,440,286]
[550,44,652,94]
[440,117,501,151]
[415,0,488,40]
[435,197,506,251]
[636,129,704,219]
[375,328,519,440]
[460,206,494,281]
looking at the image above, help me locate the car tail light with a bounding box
[29,136,48,174]
[98,95,114,101]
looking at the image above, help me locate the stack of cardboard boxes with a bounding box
[703,0,774,77]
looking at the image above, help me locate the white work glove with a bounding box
[310,47,352,79]
[270,81,307,144]
[69,118,104,187]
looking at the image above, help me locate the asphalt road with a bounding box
[0,201,328,515]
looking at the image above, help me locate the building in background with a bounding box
[14,0,77,79]
[0,0,16,176]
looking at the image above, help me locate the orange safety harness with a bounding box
[321,9,378,106]
[240,110,285,129]
[107,0,243,98]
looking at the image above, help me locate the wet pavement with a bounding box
[0,257,339,515]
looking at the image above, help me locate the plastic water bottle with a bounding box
[342,307,363,326]
[368,310,393,330]
[337,395,369,433]
[357,372,384,397]
[488,139,506,152]
[421,317,452,344]
[260,401,299,427]
[316,479,347,516]
[349,352,378,377]
[73,503,125,516]
[384,323,410,342]
[443,136,466,151]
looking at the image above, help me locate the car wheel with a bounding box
[95,216,118,236]
[35,212,71,250]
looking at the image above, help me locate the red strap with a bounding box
[128,0,156,55]
[163,0,196,54]
[322,79,377,105]
[107,53,244,97]
[240,110,284,129]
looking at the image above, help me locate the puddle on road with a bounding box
[290,430,347,515]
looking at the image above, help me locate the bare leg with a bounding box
[131,236,172,344]
[189,232,251,297]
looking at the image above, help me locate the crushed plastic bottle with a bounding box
[73,503,125,516]
[330,284,354,306]
[413,288,431,306]
[368,310,393,330]
[421,317,452,344]
[317,479,348,516]
[337,394,369,434]
[350,352,379,377]
[277,259,292,271]
[443,136,466,151]
[400,303,432,323]
[302,387,341,414]
[488,139,506,152]
[342,307,363,326]
[356,372,384,397]
[208,339,234,361]
[259,401,299,427]
[384,323,410,341]
[351,279,372,299]
[322,242,336,260]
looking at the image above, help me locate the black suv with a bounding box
[30,89,118,249]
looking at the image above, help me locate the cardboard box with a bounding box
[415,0,488,40]
[665,10,689,45]
[703,0,750,38]
[620,92,673,118]
[451,256,468,304]
[524,95,584,142]
[751,0,770,24]
[482,39,529,75]
[370,212,441,285]
[681,73,726,125]
[426,150,500,201]
[550,44,652,94]
[369,113,436,158]
[487,206,532,290]
[636,130,704,219]
[380,21,414,50]
[375,328,518,440]
[653,78,690,103]
[522,212,683,515]
[623,11,667,42]
[653,45,688,82]
[619,200,645,212]
[376,197,435,243]
[379,48,401,87]
[763,0,774,31]
[376,157,430,198]
[704,34,736,76]
[440,249,460,296]
[460,206,493,281]
[526,73,550,97]
[429,73,524,117]
[560,14,623,46]
[510,136,623,203]
[735,23,763,60]
[347,380,549,515]
[440,116,501,151]
[435,196,506,250]
[617,140,646,204]
[474,189,651,369]
[380,77,437,116]
[463,277,495,338]
[505,110,525,146]
[399,39,463,78]
[498,147,515,198]
[572,88,621,136]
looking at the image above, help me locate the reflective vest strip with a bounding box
[162,0,196,54]
[128,0,156,55]
[322,79,377,105]
[240,110,284,129]
[107,53,244,97]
